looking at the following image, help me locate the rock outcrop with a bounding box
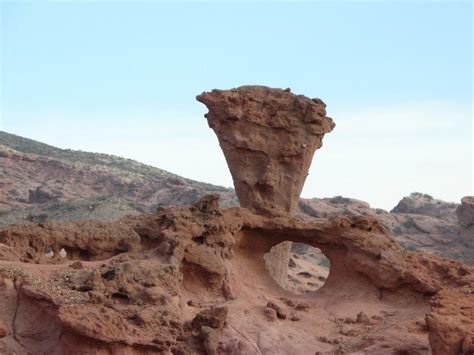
[391,192,458,223]
[197,86,334,217]
[457,196,474,228]
[300,194,474,265]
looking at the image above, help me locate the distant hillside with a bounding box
[0,130,228,189]
[0,130,238,224]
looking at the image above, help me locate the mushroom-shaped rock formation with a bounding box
[197,86,335,217]
[0,87,473,355]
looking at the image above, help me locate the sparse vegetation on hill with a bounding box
[0,130,238,225]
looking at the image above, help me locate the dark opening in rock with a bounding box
[265,242,330,294]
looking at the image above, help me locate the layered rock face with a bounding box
[197,86,334,217]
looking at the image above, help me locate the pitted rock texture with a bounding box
[0,220,141,263]
[197,86,335,217]
[0,196,472,354]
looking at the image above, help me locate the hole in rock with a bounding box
[192,236,205,245]
[101,269,116,280]
[79,249,92,260]
[264,242,330,294]
[63,247,93,261]
[112,290,130,304]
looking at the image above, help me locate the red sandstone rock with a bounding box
[197,86,335,290]
[191,306,228,330]
[0,87,472,354]
[197,86,334,217]
[0,220,141,263]
[0,197,472,354]
[457,196,474,228]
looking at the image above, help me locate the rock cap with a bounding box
[197,85,334,216]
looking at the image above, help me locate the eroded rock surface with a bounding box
[197,86,334,291]
[197,86,334,217]
[2,132,472,268]
[0,197,472,354]
[0,87,472,355]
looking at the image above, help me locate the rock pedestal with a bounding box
[197,86,335,286]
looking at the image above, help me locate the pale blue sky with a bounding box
[1,1,472,209]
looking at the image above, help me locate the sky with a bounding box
[0,1,472,210]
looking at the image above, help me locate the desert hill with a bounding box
[0,130,237,224]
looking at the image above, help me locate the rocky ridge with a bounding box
[299,193,474,266]
[197,86,334,217]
